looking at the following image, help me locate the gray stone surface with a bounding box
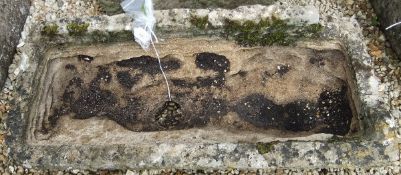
[28,39,354,144]
[370,0,401,60]
[1,0,399,172]
[5,2,399,170]
[98,0,276,15]
[153,0,277,9]
[0,0,30,90]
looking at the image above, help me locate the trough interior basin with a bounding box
[27,37,358,145]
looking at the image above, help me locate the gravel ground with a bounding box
[0,0,400,174]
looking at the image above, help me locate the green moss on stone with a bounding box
[89,30,109,42]
[256,141,277,154]
[223,17,323,47]
[67,22,90,36]
[41,24,59,36]
[190,15,209,29]
[370,16,380,27]
[302,23,323,38]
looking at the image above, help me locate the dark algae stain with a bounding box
[284,101,317,131]
[46,76,84,130]
[116,55,181,75]
[235,87,352,135]
[200,98,228,118]
[71,88,118,119]
[64,64,76,70]
[195,52,230,73]
[116,71,141,89]
[59,67,141,130]
[94,66,112,84]
[196,76,226,87]
[172,52,231,88]
[317,86,352,135]
[234,94,284,128]
[171,76,226,88]
[195,52,230,87]
[70,66,116,119]
[46,52,352,135]
[106,97,141,128]
[46,55,184,132]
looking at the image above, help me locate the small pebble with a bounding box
[71,169,80,174]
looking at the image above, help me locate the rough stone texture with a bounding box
[3,0,400,172]
[28,39,355,146]
[154,0,276,9]
[370,0,401,60]
[0,0,30,90]
[98,0,277,15]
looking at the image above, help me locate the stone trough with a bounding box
[29,38,356,144]
[6,2,399,171]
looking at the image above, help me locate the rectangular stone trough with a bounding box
[6,5,399,171]
[30,38,356,144]
[7,38,372,169]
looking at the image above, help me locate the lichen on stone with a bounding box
[256,141,277,154]
[67,22,90,36]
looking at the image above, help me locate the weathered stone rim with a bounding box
[6,4,399,170]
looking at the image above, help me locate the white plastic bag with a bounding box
[121,0,158,49]
[121,0,172,101]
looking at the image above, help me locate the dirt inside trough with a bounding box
[28,38,357,144]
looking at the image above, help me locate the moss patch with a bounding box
[41,24,59,37]
[223,17,323,46]
[370,16,380,27]
[256,141,277,154]
[303,23,323,37]
[67,22,90,36]
[190,15,209,29]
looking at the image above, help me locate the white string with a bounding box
[150,30,159,43]
[386,21,401,30]
[122,0,135,10]
[149,28,172,101]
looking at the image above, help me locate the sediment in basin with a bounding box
[28,38,357,144]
